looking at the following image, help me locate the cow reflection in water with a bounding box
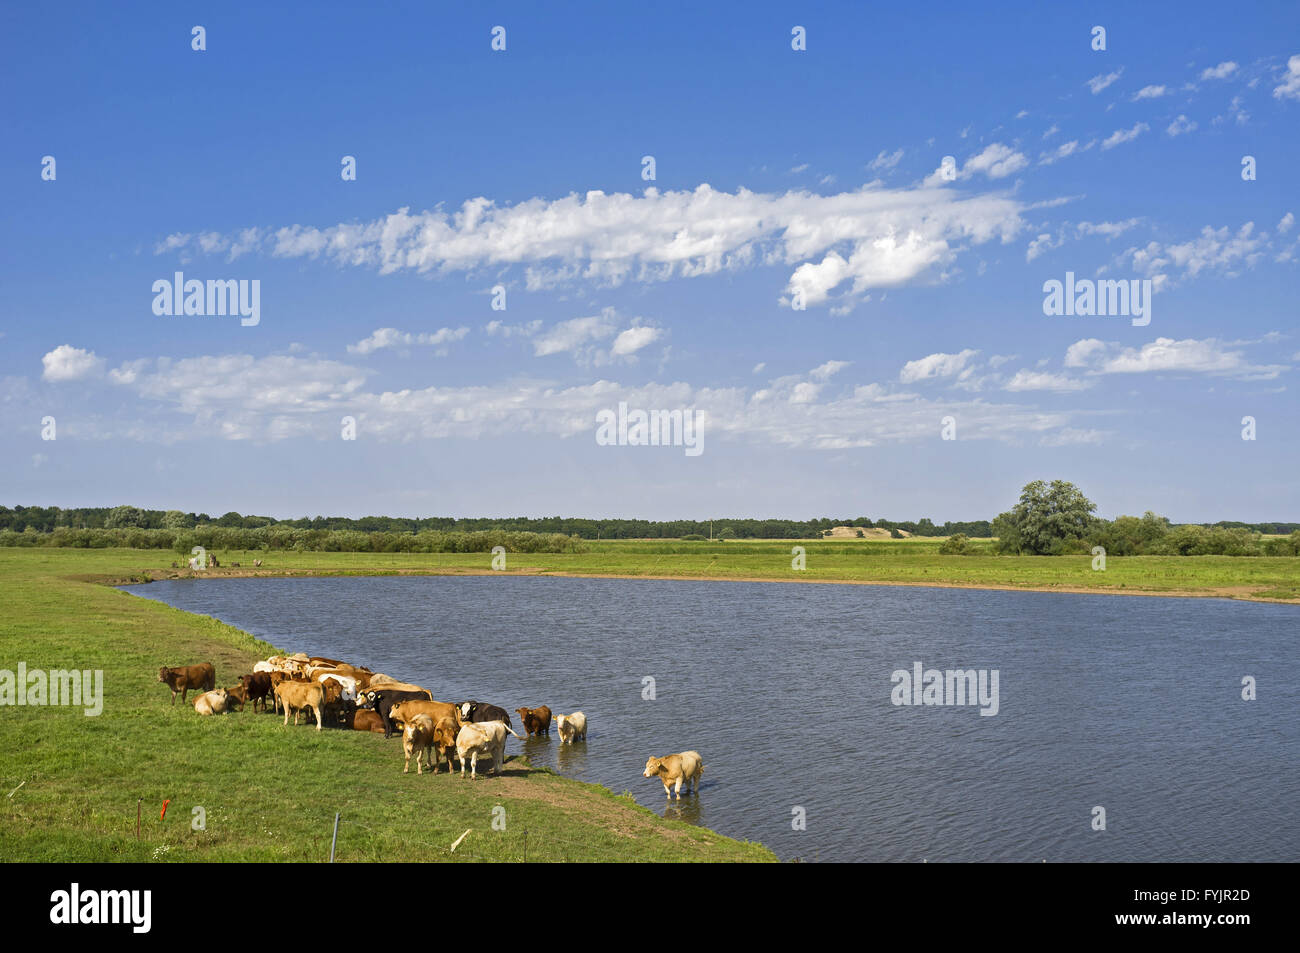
[661,797,703,825]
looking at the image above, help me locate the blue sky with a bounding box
[3,1,1298,522]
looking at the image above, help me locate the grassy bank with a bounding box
[60,538,1300,603]
[0,549,775,862]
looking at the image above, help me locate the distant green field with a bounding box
[0,549,775,862]
[31,538,1300,601]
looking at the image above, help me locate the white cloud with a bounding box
[1086,69,1124,94]
[939,143,1029,182]
[790,163,810,174]
[609,325,662,356]
[1278,212,1295,234]
[347,326,469,355]
[1119,222,1267,287]
[534,314,617,357]
[1026,232,1063,262]
[1274,54,1300,101]
[16,348,1101,450]
[515,309,660,365]
[1040,428,1107,446]
[1039,140,1081,166]
[899,349,979,383]
[1064,339,1109,368]
[752,362,766,374]
[1076,219,1140,239]
[1102,122,1149,150]
[810,360,851,380]
[1200,61,1239,81]
[160,183,1030,312]
[1064,337,1286,380]
[1132,85,1168,100]
[41,345,104,382]
[868,149,905,171]
[1004,369,1092,392]
[485,319,542,338]
[1166,115,1198,137]
[1042,124,1059,139]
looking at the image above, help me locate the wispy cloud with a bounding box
[1102,122,1149,150]
[1086,68,1124,94]
[347,326,469,355]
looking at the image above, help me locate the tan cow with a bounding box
[193,688,230,716]
[402,714,437,775]
[430,716,460,774]
[388,699,461,732]
[643,751,704,799]
[366,674,430,696]
[268,670,308,714]
[555,711,587,744]
[275,680,326,731]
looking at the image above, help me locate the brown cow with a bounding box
[158,663,215,705]
[345,709,387,733]
[237,672,274,713]
[516,706,552,737]
[319,678,355,725]
[275,680,326,730]
[225,683,248,712]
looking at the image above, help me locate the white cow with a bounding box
[554,711,588,744]
[455,720,523,779]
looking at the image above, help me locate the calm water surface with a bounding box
[126,576,1300,862]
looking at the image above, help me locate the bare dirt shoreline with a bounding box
[106,565,1300,605]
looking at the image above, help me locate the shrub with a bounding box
[938,534,969,555]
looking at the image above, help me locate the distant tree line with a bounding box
[0,505,1006,540]
[0,523,585,555]
[1,498,1296,556]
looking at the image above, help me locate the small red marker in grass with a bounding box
[160,799,171,820]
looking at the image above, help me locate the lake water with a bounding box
[125,576,1300,862]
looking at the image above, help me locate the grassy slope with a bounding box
[0,549,775,862]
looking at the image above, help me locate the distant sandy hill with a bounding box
[822,526,912,539]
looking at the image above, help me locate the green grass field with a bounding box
[59,537,1297,602]
[1,541,1294,863]
[0,548,775,862]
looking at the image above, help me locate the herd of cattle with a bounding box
[157,656,704,796]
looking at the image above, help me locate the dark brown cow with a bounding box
[516,705,552,737]
[237,672,274,713]
[158,663,215,705]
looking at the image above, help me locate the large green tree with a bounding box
[993,480,1099,555]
